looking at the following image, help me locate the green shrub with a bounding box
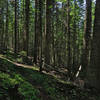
[0,72,40,100]
[19,51,27,57]
[19,81,40,100]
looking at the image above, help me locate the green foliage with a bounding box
[19,51,27,57]
[0,72,40,100]
[16,57,23,63]
[0,57,66,100]
[0,57,100,100]
[18,81,40,100]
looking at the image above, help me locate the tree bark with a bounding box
[5,0,9,51]
[45,0,53,65]
[25,0,30,56]
[88,0,100,91]
[66,0,71,79]
[81,0,92,79]
[34,0,38,64]
[14,0,18,54]
[39,0,43,72]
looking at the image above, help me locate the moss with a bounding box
[18,81,40,100]
[0,56,100,100]
[0,72,40,100]
[19,51,27,57]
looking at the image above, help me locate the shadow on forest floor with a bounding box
[0,53,100,100]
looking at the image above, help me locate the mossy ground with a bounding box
[0,53,100,100]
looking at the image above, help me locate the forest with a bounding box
[0,0,100,100]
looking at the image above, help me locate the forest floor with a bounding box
[0,51,100,100]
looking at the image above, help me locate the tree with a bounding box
[5,0,9,51]
[0,5,4,52]
[14,0,18,54]
[87,0,100,91]
[39,0,43,72]
[81,0,92,78]
[25,0,30,56]
[34,0,40,64]
[45,0,53,65]
[66,0,71,79]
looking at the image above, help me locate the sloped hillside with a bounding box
[0,57,99,100]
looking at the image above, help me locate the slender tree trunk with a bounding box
[5,0,9,51]
[34,0,40,64]
[14,0,18,54]
[22,0,26,51]
[55,5,59,66]
[39,0,43,72]
[67,0,71,79]
[72,0,77,79]
[25,0,30,56]
[34,0,38,63]
[0,7,4,52]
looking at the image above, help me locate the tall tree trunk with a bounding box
[67,0,71,79]
[34,0,39,64]
[45,0,53,65]
[81,0,92,78]
[87,0,100,91]
[72,0,77,79]
[5,0,9,51]
[14,0,18,54]
[0,7,4,52]
[25,0,30,56]
[39,0,43,72]
[22,0,26,51]
[55,5,59,67]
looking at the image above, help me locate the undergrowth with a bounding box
[0,56,100,100]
